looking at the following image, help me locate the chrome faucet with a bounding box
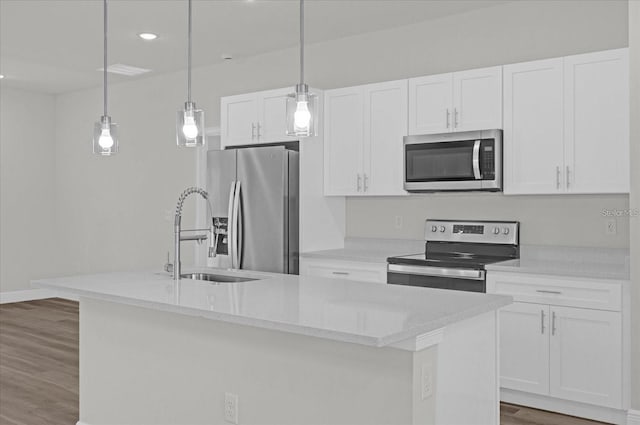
[169,187,217,281]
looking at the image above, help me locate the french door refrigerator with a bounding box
[207,146,299,274]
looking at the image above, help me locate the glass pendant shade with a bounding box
[286,84,318,137]
[176,102,205,147]
[93,116,119,156]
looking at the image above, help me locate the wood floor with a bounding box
[0,299,609,425]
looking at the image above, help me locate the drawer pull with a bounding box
[332,271,350,276]
[536,290,562,295]
[551,311,557,336]
[540,309,545,334]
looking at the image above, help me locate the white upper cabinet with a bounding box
[563,49,629,194]
[408,73,453,135]
[324,80,408,196]
[324,86,364,195]
[503,58,565,195]
[363,80,408,196]
[221,93,258,147]
[221,87,302,148]
[408,66,502,135]
[453,67,503,132]
[504,48,629,195]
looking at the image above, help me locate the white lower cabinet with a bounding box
[488,272,624,411]
[299,258,387,284]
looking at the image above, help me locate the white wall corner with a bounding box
[628,409,640,425]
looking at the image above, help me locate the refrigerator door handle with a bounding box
[233,181,242,269]
[227,181,237,268]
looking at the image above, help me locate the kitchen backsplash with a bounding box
[346,193,631,248]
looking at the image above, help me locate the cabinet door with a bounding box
[221,93,258,147]
[258,87,298,144]
[549,306,622,408]
[499,302,550,395]
[564,49,629,194]
[323,87,364,196]
[408,73,453,135]
[363,80,408,196]
[452,66,502,132]
[503,58,565,194]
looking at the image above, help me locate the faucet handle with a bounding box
[164,251,174,274]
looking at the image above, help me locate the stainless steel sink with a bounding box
[180,273,258,283]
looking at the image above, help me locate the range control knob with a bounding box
[503,228,510,235]
[493,227,500,235]
[439,226,446,233]
[431,225,438,232]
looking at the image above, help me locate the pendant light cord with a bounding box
[103,0,108,117]
[187,0,192,103]
[299,0,304,86]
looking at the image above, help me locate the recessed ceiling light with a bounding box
[0,74,4,79]
[138,33,158,41]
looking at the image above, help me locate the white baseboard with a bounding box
[628,409,640,425]
[502,389,627,424]
[0,289,78,304]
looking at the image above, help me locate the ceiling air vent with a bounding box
[98,64,151,76]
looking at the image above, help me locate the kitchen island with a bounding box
[34,269,511,425]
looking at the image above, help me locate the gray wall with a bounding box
[50,0,629,285]
[0,87,59,293]
[628,0,640,413]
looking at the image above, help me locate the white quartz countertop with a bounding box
[33,268,511,348]
[485,245,630,281]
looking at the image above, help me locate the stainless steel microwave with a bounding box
[403,129,502,192]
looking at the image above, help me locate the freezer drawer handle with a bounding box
[332,271,350,276]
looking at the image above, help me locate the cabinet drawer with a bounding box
[300,258,387,284]
[487,272,622,311]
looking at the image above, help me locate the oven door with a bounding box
[403,129,501,192]
[387,264,486,293]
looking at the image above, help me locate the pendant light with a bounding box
[93,0,118,156]
[286,0,318,137]
[176,0,204,147]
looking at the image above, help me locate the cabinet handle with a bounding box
[566,166,571,189]
[536,289,562,295]
[357,174,362,192]
[446,109,450,129]
[541,309,545,334]
[454,108,459,128]
[257,122,262,139]
[363,174,369,192]
[332,271,350,276]
[556,166,561,190]
[251,123,256,139]
[551,311,557,336]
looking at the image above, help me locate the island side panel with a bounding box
[78,298,437,425]
[435,310,499,425]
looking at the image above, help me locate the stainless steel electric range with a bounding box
[387,219,519,293]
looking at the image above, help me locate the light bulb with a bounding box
[98,127,114,149]
[294,101,311,130]
[182,114,199,139]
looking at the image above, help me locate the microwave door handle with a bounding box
[472,140,481,180]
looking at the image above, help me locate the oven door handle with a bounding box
[387,264,486,281]
[472,140,481,180]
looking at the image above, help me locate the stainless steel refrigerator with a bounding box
[207,146,299,274]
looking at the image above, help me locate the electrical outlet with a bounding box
[605,218,617,235]
[224,392,238,424]
[421,363,433,400]
[395,215,403,229]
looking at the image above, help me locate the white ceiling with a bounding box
[0,0,509,94]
